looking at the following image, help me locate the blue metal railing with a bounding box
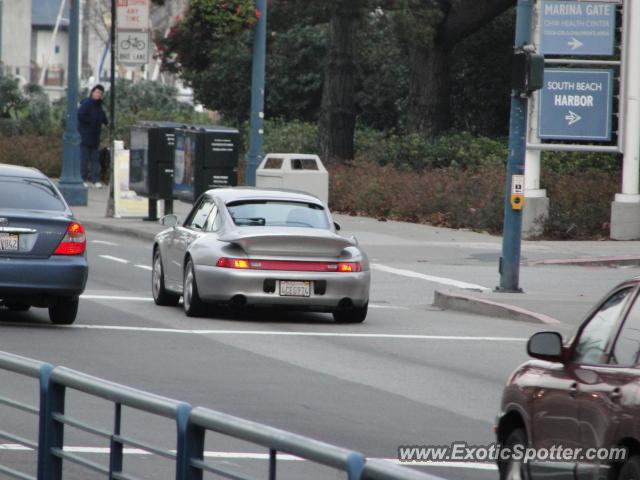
[0,351,441,480]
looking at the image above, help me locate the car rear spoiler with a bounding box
[218,227,355,257]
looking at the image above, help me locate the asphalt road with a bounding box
[2,225,639,480]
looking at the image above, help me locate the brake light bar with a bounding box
[216,258,361,272]
[53,222,86,255]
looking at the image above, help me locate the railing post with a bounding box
[346,452,366,480]
[176,402,203,480]
[38,369,65,480]
[37,363,54,480]
[109,403,123,478]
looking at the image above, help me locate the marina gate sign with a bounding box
[540,0,616,56]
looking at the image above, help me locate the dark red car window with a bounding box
[574,287,634,365]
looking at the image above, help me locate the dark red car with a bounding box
[496,277,640,480]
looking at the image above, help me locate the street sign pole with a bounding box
[58,0,87,206]
[498,0,534,292]
[106,0,117,217]
[245,0,267,187]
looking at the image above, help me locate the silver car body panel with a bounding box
[154,188,370,310]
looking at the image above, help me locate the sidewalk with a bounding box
[72,187,640,330]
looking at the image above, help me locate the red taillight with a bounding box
[53,222,86,255]
[216,258,249,269]
[338,262,361,272]
[216,258,361,272]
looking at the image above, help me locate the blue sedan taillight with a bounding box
[53,222,86,255]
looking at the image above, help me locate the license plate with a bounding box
[0,234,18,252]
[279,280,311,297]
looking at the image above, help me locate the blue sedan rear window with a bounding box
[0,177,66,211]
[227,200,330,229]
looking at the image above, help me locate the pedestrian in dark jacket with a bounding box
[77,84,108,187]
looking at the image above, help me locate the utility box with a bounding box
[130,121,184,218]
[173,125,240,202]
[256,153,329,205]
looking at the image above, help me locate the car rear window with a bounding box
[0,177,66,211]
[227,200,330,229]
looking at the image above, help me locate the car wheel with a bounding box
[49,297,79,325]
[183,259,206,317]
[152,250,179,306]
[6,303,30,312]
[333,302,368,324]
[618,455,640,480]
[499,428,528,480]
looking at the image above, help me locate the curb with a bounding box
[433,288,561,325]
[80,219,158,243]
[529,256,640,267]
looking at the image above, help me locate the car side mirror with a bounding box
[527,332,564,362]
[160,214,178,227]
[334,222,341,231]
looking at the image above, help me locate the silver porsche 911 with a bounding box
[152,188,370,322]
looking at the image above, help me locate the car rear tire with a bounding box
[618,455,640,480]
[499,428,529,480]
[152,250,180,306]
[49,297,79,325]
[6,303,30,312]
[333,302,368,324]
[183,259,206,317]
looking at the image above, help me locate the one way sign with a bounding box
[540,1,616,56]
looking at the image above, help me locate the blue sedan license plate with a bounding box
[0,233,18,251]
[279,280,310,297]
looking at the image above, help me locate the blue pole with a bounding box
[58,0,87,205]
[498,0,533,292]
[244,0,267,186]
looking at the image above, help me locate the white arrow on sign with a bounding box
[568,37,584,50]
[565,110,582,126]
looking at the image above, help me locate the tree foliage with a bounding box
[156,0,516,149]
[0,76,27,119]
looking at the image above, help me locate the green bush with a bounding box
[542,170,618,239]
[0,135,62,177]
[329,160,617,239]
[262,119,319,154]
[355,130,507,170]
[543,150,621,175]
[330,161,506,232]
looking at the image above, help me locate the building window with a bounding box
[55,45,60,54]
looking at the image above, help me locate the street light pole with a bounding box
[244,0,267,186]
[58,0,87,206]
[498,0,534,292]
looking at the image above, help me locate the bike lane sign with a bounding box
[117,30,150,64]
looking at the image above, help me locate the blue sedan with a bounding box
[0,164,88,324]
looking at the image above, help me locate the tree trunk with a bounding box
[319,0,361,162]
[407,42,451,137]
[407,0,515,137]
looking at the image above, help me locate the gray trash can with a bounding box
[256,153,329,205]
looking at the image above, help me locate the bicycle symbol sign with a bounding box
[116,30,149,64]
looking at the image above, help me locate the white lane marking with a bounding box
[53,324,526,342]
[99,255,129,264]
[0,444,497,469]
[385,460,496,470]
[369,304,409,310]
[135,264,153,271]
[372,264,491,292]
[90,240,119,246]
[81,295,154,301]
